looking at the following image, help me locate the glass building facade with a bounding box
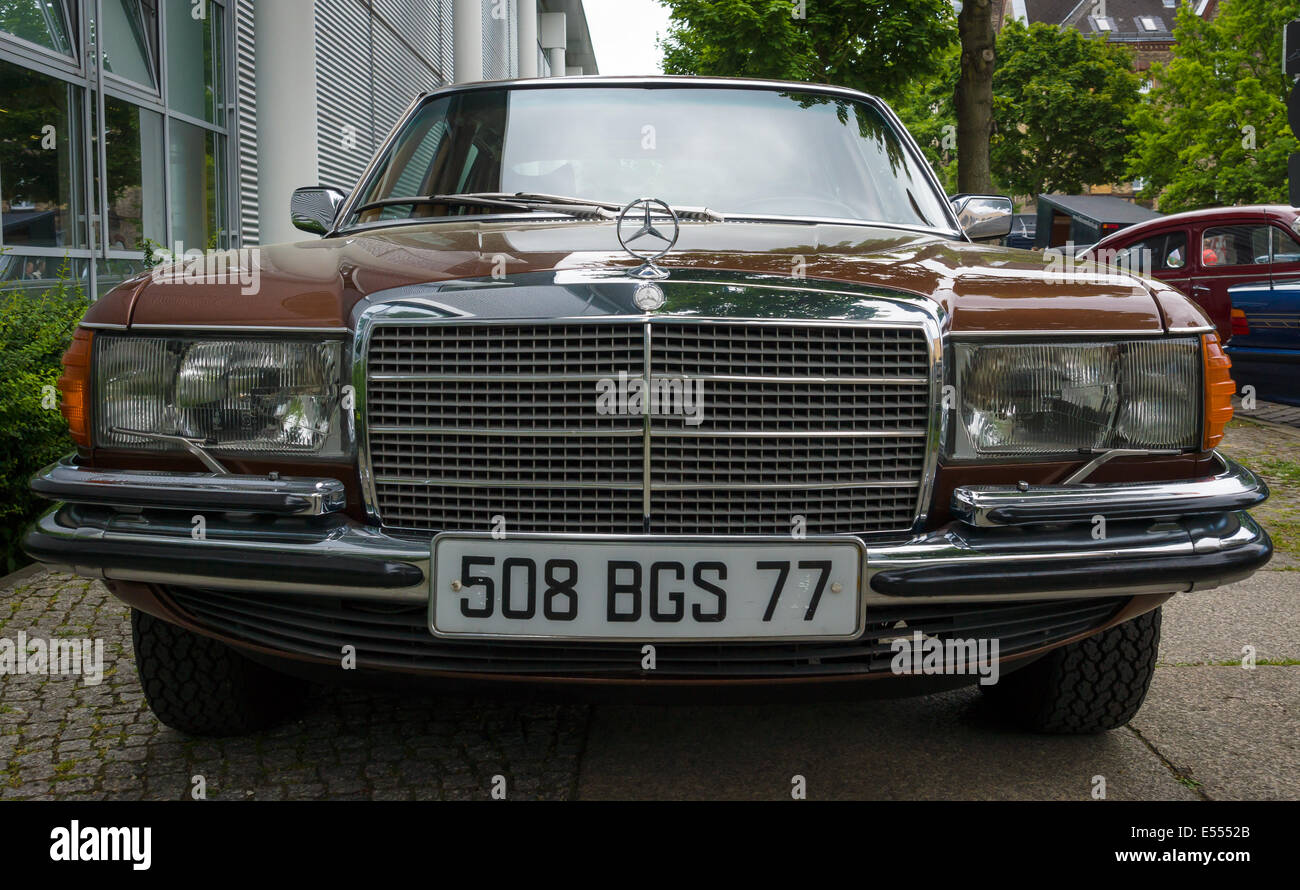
[0,0,595,299]
[0,0,236,298]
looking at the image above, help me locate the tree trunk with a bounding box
[955,0,995,194]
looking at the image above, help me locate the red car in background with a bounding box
[1083,205,1300,342]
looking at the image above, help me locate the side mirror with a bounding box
[291,186,348,235]
[950,194,1015,242]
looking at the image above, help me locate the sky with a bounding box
[583,0,672,76]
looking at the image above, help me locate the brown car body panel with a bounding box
[85,219,1194,335]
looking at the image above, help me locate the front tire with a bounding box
[131,608,307,736]
[982,607,1161,733]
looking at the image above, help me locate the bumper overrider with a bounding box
[25,451,1270,606]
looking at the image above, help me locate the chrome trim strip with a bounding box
[370,426,642,437]
[642,319,653,528]
[1168,325,1216,334]
[947,329,1167,338]
[366,372,930,385]
[367,426,924,438]
[31,459,347,516]
[372,477,920,491]
[951,452,1267,528]
[122,324,352,334]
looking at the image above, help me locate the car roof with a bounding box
[415,74,884,105]
[1090,204,1299,249]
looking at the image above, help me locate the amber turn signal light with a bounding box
[58,328,93,448]
[1202,332,1233,450]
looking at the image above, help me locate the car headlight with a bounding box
[950,338,1202,457]
[93,336,347,458]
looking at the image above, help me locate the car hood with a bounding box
[85,219,1208,334]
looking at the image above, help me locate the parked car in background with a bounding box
[1004,214,1036,250]
[1083,205,1300,343]
[1225,278,1300,407]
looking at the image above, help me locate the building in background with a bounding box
[998,0,1219,70]
[0,0,596,298]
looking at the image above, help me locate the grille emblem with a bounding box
[617,197,679,280]
[633,282,666,312]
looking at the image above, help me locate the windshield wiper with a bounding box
[352,193,618,220]
[352,192,726,223]
[476,193,727,222]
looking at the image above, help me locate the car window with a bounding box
[1201,224,1272,268]
[1270,225,1300,264]
[349,87,956,230]
[1108,231,1186,273]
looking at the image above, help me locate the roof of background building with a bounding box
[1019,0,1184,41]
[1037,193,1163,224]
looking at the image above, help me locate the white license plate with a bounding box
[429,534,865,641]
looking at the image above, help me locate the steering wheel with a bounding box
[729,196,861,217]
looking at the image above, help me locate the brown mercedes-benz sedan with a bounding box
[25,77,1271,736]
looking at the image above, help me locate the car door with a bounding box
[1267,218,1300,286]
[1192,214,1272,341]
[1106,227,1191,291]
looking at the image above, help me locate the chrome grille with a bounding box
[366,319,933,534]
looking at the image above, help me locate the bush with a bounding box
[0,258,88,574]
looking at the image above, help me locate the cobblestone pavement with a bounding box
[1234,396,1300,430]
[0,573,589,801]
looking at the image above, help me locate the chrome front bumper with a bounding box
[25,452,1271,606]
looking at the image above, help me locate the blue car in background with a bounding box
[1227,279,1300,407]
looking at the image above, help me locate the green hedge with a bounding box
[0,260,89,574]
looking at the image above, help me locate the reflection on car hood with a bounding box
[85,218,1185,334]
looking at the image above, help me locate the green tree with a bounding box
[894,45,961,192]
[1128,0,1300,211]
[991,20,1141,196]
[657,0,958,103]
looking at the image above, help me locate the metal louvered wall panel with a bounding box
[314,0,454,195]
[482,0,517,80]
[371,14,447,139]
[233,0,259,246]
[315,0,376,191]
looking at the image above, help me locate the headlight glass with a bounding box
[94,336,347,457]
[952,339,1200,457]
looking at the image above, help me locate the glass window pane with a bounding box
[100,0,157,88]
[95,255,145,292]
[103,96,164,248]
[165,0,223,123]
[0,59,86,249]
[1271,226,1300,262]
[0,252,89,297]
[169,117,225,248]
[0,0,74,55]
[1202,225,1272,268]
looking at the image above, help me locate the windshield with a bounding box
[345,86,955,232]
